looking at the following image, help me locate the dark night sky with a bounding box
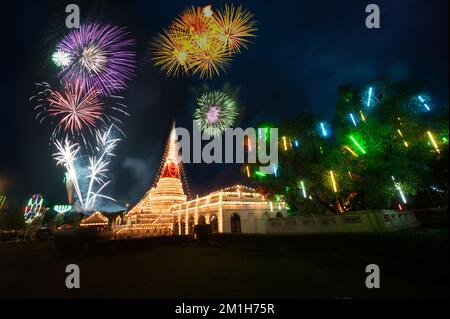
[0,0,448,208]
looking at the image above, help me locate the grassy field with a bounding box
[0,230,448,299]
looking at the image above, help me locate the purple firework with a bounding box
[55,23,136,95]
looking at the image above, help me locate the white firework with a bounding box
[53,125,121,212]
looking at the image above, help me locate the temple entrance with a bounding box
[210,214,219,233]
[230,213,241,233]
[180,222,186,235]
[198,215,206,225]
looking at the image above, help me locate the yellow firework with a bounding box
[214,4,257,53]
[173,6,214,36]
[191,39,231,78]
[152,4,256,78]
[152,28,193,77]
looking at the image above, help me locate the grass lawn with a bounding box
[0,230,447,299]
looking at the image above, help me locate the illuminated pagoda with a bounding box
[115,126,187,237]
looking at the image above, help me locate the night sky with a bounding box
[0,0,448,208]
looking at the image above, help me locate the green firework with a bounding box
[194,91,238,137]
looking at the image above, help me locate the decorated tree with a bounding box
[248,78,449,214]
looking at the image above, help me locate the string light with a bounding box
[427,131,440,153]
[120,127,187,236]
[320,122,328,137]
[349,113,357,127]
[391,176,407,204]
[300,181,307,198]
[418,96,431,111]
[360,110,366,122]
[54,205,72,214]
[349,135,366,154]
[397,129,409,148]
[246,166,251,178]
[80,211,109,227]
[343,145,359,158]
[282,136,288,151]
[367,87,373,107]
[330,170,338,193]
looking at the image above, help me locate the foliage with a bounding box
[251,79,449,213]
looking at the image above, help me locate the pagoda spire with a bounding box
[166,123,179,163]
[160,123,181,179]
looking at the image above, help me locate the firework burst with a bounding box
[47,80,103,134]
[214,4,257,53]
[153,27,194,77]
[194,91,238,137]
[32,81,129,147]
[54,23,136,95]
[152,4,256,78]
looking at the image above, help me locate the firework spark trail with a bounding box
[53,139,84,208]
[84,126,121,210]
[52,126,121,212]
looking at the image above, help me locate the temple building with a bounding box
[115,127,187,237]
[171,185,287,235]
[113,126,287,238]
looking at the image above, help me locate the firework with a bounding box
[174,6,213,36]
[64,172,74,204]
[152,4,256,78]
[190,39,231,78]
[152,27,194,77]
[32,81,129,145]
[214,4,257,53]
[54,23,136,95]
[53,138,85,208]
[194,91,238,137]
[47,80,103,135]
[53,126,120,212]
[52,50,72,68]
